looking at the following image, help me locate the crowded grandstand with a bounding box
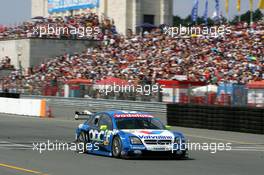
[1,16,263,88]
[0,13,115,40]
[0,0,263,106]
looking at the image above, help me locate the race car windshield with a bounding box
[115,118,164,130]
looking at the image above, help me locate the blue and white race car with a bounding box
[75,110,188,159]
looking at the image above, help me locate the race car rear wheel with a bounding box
[112,136,122,158]
[77,131,89,153]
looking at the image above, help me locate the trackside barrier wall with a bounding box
[15,95,264,134]
[21,95,167,123]
[0,97,47,117]
[167,104,264,134]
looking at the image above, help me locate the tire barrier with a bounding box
[167,104,264,134]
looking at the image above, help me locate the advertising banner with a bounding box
[48,0,99,13]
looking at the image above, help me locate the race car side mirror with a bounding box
[100,125,108,131]
[165,125,171,130]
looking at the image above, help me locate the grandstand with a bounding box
[0,12,109,68]
[32,0,173,35]
[0,0,263,107]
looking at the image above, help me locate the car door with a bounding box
[88,114,101,142]
[97,114,113,152]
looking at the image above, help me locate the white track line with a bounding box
[0,140,33,148]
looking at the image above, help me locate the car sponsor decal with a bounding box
[138,135,173,140]
[114,114,154,118]
[89,129,112,143]
[148,146,173,151]
[139,131,163,135]
[131,146,145,150]
[88,129,118,144]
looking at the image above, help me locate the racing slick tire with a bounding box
[112,136,123,158]
[76,131,89,153]
[172,150,187,160]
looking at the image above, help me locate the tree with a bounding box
[231,9,263,24]
[173,15,183,26]
[253,9,264,21]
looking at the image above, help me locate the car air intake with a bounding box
[144,140,172,145]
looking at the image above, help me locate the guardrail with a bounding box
[21,95,167,123]
[167,104,264,134]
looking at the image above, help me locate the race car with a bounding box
[75,110,188,159]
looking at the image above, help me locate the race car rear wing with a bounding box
[74,110,93,120]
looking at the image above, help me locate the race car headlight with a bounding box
[130,136,143,145]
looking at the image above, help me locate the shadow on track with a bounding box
[76,152,195,161]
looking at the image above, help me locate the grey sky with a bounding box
[0,0,31,25]
[0,0,261,25]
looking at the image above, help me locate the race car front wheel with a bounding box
[172,150,187,159]
[112,136,122,158]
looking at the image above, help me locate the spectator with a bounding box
[1,21,263,95]
[0,56,14,70]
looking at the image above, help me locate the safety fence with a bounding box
[21,95,167,123]
[167,103,264,134]
[2,82,264,108]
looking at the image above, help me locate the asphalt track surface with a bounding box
[0,114,264,175]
